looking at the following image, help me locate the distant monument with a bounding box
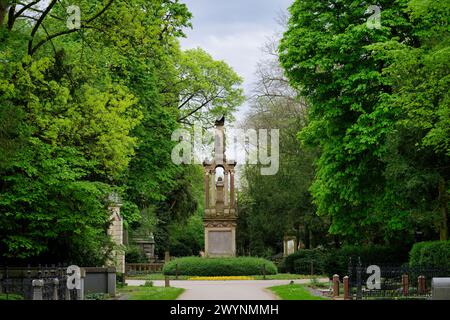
[107,192,125,273]
[203,117,237,257]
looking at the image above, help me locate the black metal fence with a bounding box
[347,260,450,300]
[0,265,78,300]
[125,262,165,276]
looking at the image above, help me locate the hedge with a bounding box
[281,245,410,277]
[163,257,277,276]
[409,240,450,269]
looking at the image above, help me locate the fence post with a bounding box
[356,259,362,300]
[165,276,170,288]
[32,279,44,300]
[52,278,59,300]
[76,268,85,300]
[332,274,340,297]
[343,276,350,300]
[176,263,179,280]
[262,264,266,280]
[418,275,426,295]
[402,274,409,296]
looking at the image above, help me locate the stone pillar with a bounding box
[224,172,228,207]
[77,268,85,300]
[333,274,340,297]
[65,285,71,300]
[205,172,210,209]
[107,203,125,274]
[52,278,59,300]
[210,171,215,208]
[230,170,235,208]
[402,274,409,296]
[32,279,44,300]
[343,276,350,300]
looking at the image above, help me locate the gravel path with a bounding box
[126,279,328,300]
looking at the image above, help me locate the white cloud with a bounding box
[179,0,292,121]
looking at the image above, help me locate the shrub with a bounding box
[283,249,328,276]
[327,245,409,276]
[163,257,277,276]
[282,245,410,277]
[125,245,148,263]
[142,280,154,287]
[409,240,450,269]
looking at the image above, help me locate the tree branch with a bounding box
[14,0,40,20]
[27,0,57,55]
[6,3,15,30]
[29,0,115,56]
[177,89,224,122]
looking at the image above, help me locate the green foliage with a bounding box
[279,0,450,242]
[409,241,450,269]
[237,38,329,256]
[142,280,154,287]
[282,245,409,277]
[85,293,108,300]
[163,257,277,276]
[269,284,327,300]
[118,285,184,300]
[125,246,148,264]
[0,293,24,300]
[175,48,245,125]
[0,1,243,264]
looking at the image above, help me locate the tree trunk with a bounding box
[304,223,311,249]
[0,2,9,27]
[439,178,448,241]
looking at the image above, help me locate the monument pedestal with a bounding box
[204,220,236,257]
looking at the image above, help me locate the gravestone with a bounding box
[432,278,450,300]
[283,236,297,257]
[203,117,237,257]
[133,233,156,262]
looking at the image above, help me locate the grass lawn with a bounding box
[0,293,23,300]
[269,284,328,300]
[127,273,325,281]
[117,286,184,300]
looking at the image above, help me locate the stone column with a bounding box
[107,204,125,274]
[205,171,210,209]
[230,170,235,208]
[32,279,44,300]
[210,171,215,208]
[77,268,85,300]
[224,171,228,207]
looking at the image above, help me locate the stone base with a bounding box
[204,222,236,257]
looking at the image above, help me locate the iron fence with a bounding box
[0,265,78,300]
[347,260,450,300]
[125,262,164,276]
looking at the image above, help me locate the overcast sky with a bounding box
[179,0,293,121]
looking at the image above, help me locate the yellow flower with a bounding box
[188,276,255,281]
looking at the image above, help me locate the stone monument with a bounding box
[203,117,237,257]
[283,236,297,257]
[107,192,125,273]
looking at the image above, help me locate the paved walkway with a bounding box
[126,279,327,300]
